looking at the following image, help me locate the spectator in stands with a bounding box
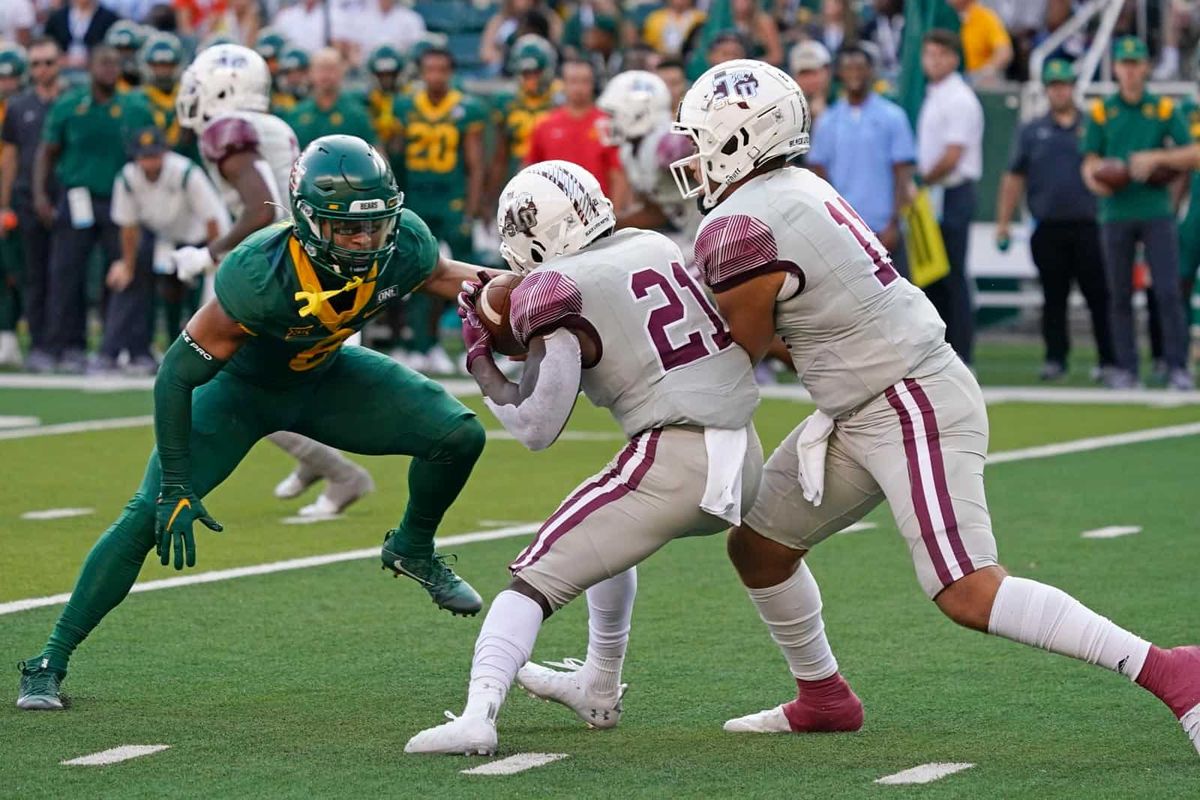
[996,59,1114,383]
[946,0,1012,86]
[730,0,784,66]
[44,0,119,69]
[622,43,661,73]
[205,0,262,47]
[656,58,688,113]
[35,45,154,373]
[803,0,853,56]
[643,0,706,59]
[789,40,832,124]
[860,0,904,80]
[276,45,311,110]
[0,0,36,49]
[0,37,61,373]
[577,13,624,84]
[808,44,915,271]
[289,48,375,149]
[480,0,562,77]
[917,28,984,365]
[706,30,748,69]
[104,1,159,24]
[108,126,226,367]
[271,0,330,54]
[1082,36,1198,390]
[332,0,426,69]
[526,58,629,211]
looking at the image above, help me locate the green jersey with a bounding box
[42,85,156,198]
[393,88,486,203]
[289,92,377,149]
[492,81,562,178]
[1082,91,1192,223]
[214,211,438,387]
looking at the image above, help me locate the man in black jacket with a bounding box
[44,0,118,70]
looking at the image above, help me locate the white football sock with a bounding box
[268,431,362,482]
[582,568,637,696]
[746,561,839,681]
[987,576,1150,681]
[464,590,544,718]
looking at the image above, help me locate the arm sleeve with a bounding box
[484,329,582,451]
[694,213,799,293]
[153,330,227,488]
[109,167,137,227]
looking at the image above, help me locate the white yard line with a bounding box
[2,421,1198,618]
[61,745,170,766]
[875,762,974,785]
[0,523,539,617]
[0,415,39,428]
[460,753,569,776]
[1081,525,1142,539]
[836,521,876,534]
[20,508,94,521]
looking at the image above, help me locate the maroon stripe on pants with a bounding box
[884,386,954,589]
[904,379,974,578]
[515,430,662,572]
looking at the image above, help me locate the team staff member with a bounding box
[1082,36,1198,390]
[526,58,629,210]
[0,37,61,372]
[997,59,1114,383]
[289,48,376,150]
[34,45,154,373]
[0,45,26,367]
[392,46,487,373]
[1173,96,1200,341]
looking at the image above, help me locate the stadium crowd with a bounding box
[0,0,1195,389]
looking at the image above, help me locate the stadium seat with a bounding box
[447,32,484,73]
[414,0,463,34]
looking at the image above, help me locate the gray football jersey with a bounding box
[510,228,758,438]
[695,167,954,418]
[199,110,299,222]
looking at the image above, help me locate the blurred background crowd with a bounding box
[0,0,1196,389]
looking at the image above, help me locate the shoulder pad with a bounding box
[200,116,261,165]
[694,214,781,293]
[510,269,585,347]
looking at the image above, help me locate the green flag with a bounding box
[898,0,961,128]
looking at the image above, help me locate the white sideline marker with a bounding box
[21,507,94,521]
[1081,525,1142,539]
[875,762,974,785]
[62,745,170,766]
[836,521,876,534]
[461,753,568,776]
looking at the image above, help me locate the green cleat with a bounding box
[17,658,67,710]
[381,531,483,616]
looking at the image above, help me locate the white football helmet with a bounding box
[671,59,811,210]
[597,70,673,144]
[176,44,271,132]
[496,160,616,274]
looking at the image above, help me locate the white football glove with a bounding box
[796,409,835,507]
[171,245,215,284]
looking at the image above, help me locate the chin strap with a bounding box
[294,275,364,318]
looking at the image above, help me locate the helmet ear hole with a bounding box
[721,136,739,156]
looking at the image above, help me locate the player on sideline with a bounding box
[17,135,489,710]
[670,59,1200,755]
[405,160,762,755]
[171,44,373,518]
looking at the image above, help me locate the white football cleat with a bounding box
[297,493,342,519]
[274,469,318,500]
[297,468,374,517]
[405,711,497,755]
[516,658,626,729]
[1182,703,1200,756]
[723,705,791,733]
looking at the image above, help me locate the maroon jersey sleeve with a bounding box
[509,269,602,364]
[200,116,261,167]
[693,214,801,293]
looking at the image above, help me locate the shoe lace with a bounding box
[542,657,586,672]
[423,553,461,591]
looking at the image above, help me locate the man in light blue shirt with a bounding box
[807,44,916,273]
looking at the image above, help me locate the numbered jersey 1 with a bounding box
[695,167,953,418]
[509,229,758,438]
[200,110,300,221]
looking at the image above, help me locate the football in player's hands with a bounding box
[477,272,527,357]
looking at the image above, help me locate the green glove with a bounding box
[155,485,223,570]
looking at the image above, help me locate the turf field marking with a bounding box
[460,753,569,776]
[987,422,1200,464]
[0,523,540,616]
[61,745,170,766]
[20,507,94,521]
[1081,525,1142,539]
[0,415,39,428]
[280,514,343,525]
[836,521,876,534]
[874,762,974,785]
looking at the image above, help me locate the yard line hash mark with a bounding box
[875,762,974,785]
[2,422,1198,617]
[61,745,170,766]
[1081,525,1142,539]
[461,753,569,776]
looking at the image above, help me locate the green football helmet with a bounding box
[278,45,310,73]
[0,44,28,81]
[254,28,288,63]
[105,19,147,52]
[139,32,183,90]
[289,135,404,280]
[507,34,556,87]
[367,44,404,78]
